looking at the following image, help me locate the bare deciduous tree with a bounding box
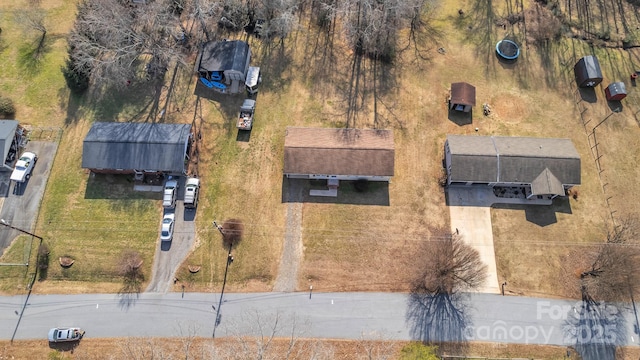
[117,249,144,297]
[67,0,188,90]
[213,310,339,359]
[413,232,487,295]
[340,0,434,63]
[408,231,485,349]
[562,216,640,302]
[579,243,639,302]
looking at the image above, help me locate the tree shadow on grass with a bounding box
[406,291,471,354]
[467,0,498,76]
[17,34,65,76]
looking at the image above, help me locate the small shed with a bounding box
[450,82,476,112]
[574,55,603,88]
[195,40,251,94]
[605,82,627,101]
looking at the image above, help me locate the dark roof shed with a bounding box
[197,40,249,73]
[574,55,603,88]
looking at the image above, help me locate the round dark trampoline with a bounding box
[496,39,520,60]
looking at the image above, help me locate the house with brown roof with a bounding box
[444,135,581,199]
[283,127,395,182]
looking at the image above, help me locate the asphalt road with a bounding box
[0,141,58,257]
[1,291,638,352]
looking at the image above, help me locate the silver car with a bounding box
[48,327,84,342]
[163,179,178,208]
[160,213,175,242]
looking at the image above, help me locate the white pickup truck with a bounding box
[10,151,37,183]
[184,177,200,209]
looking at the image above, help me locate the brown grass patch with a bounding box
[4,338,639,359]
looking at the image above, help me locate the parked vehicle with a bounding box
[10,151,37,182]
[237,99,256,130]
[160,213,175,242]
[48,327,85,342]
[245,66,261,96]
[184,177,200,209]
[163,179,178,208]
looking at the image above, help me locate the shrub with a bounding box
[62,55,90,93]
[0,95,16,119]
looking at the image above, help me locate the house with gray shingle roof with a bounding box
[444,135,580,199]
[82,122,192,175]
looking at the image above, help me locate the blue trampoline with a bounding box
[496,39,520,60]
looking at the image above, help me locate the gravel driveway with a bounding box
[0,141,58,257]
[146,177,197,293]
[273,178,304,292]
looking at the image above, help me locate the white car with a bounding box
[163,179,178,208]
[48,327,84,342]
[10,152,37,183]
[160,213,175,242]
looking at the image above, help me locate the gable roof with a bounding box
[531,168,565,196]
[197,40,249,73]
[82,122,192,172]
[284,127,394,177]
[0,120,18,168]
[446,135,581,188]
[450,82,476,107]
[574,55,603,86]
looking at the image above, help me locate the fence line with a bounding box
[573,90,618,226]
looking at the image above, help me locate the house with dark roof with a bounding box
[195,40,251,95]
[284,127,395,182]
[82,122,192,175]
[444,135,580,199]
[0,120,19,171]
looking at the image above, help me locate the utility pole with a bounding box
[212,221,233,339]
[0,219,44,344]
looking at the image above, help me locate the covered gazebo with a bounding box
[449,82,476,113]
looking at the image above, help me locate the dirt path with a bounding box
[273,179,304,292]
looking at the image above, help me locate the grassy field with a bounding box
[0,0,638,303]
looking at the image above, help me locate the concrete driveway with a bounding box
[447,186,499,294]
[146,177,197,293]
[0,141,58,257]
